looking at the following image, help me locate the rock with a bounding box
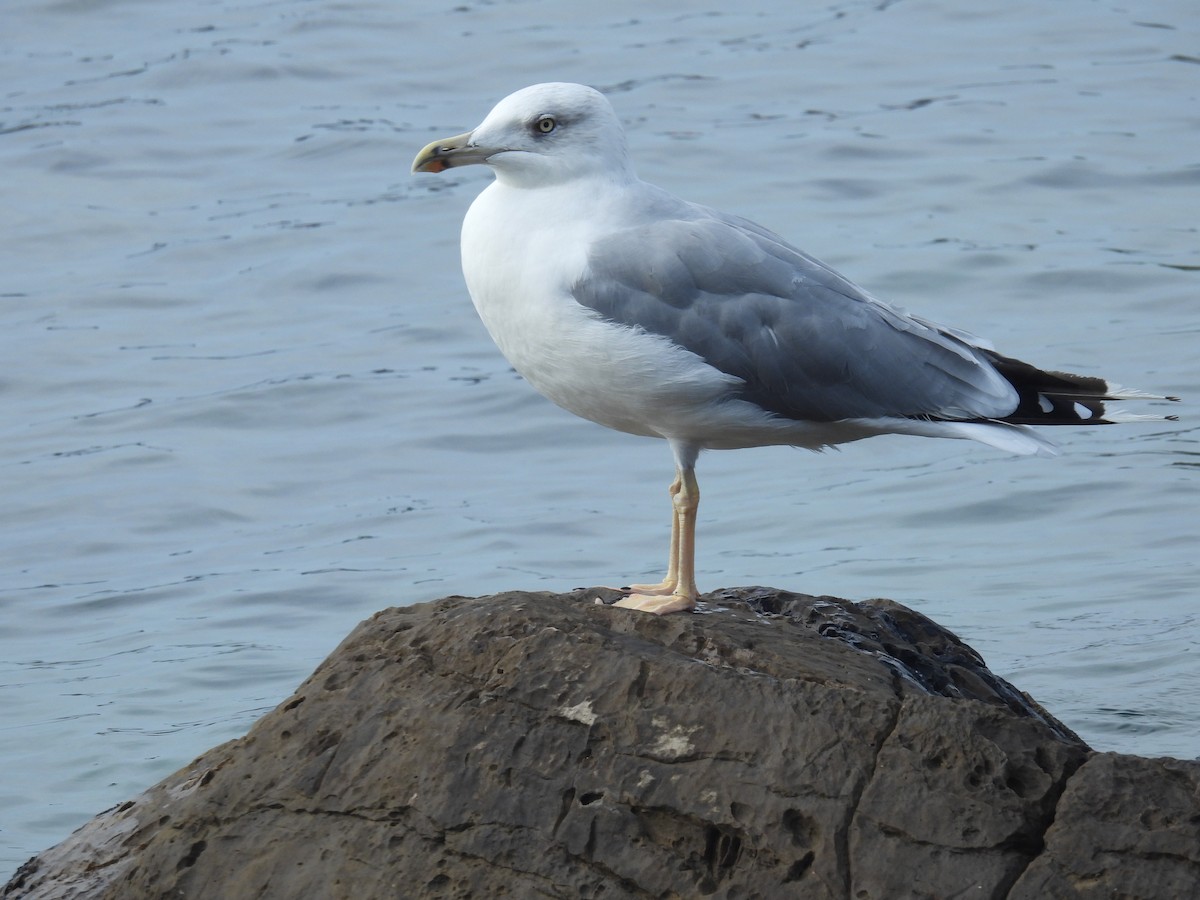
[6,588,1199,899]
[1010,752,1200,899]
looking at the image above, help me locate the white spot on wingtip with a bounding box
[1038,394,1054,413]
[1073,402,1093,419]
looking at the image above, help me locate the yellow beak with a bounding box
[411,131,490,174]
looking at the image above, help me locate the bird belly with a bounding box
[475,280,740,439]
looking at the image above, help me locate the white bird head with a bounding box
[412,82,634,188]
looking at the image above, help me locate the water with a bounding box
[3,0,1197,874]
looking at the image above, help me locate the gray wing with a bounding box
[571,208,1018,423]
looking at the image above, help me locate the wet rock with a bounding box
[6,588,1198,898]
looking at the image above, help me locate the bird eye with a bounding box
[534,115,557,134]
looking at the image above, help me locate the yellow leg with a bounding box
[626,472,682,596]
[673,467,700,601]
[615,468,699,615]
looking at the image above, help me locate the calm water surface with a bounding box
[3,0,1197,873]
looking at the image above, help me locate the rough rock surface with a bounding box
[7,588,1199,899]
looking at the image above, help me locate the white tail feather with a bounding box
[1101,383,1179,402]
[936,421,1061,457]
[1097,407,1177,424]
[852,418,1061,457]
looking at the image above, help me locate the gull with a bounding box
[412,82,1176,615]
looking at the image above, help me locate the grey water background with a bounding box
[2,0,1197,872]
